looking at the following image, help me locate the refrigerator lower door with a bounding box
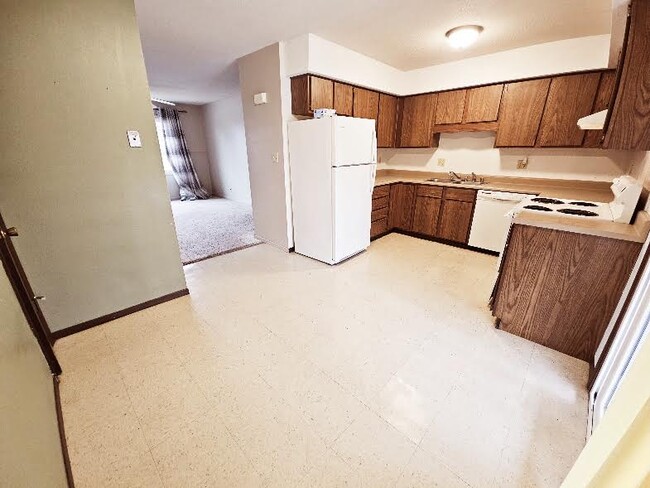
[332,164,375,263]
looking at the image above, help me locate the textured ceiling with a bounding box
[134,0,611,104]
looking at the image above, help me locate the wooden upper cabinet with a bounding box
[435,90,466,124]
[399,94,438,147]
[537,73,601,147]
[388,183,416,231]
[377,94,398,147]
[463,84,503,123]
[290,75,333,115]
[333,82,353,116]
[352,87,379,120]
[604,0,650,150]
[495,79,551,147]
[584,71,617,148]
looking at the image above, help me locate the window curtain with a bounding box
[156,108,209,201]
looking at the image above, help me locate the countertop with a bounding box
[375,169,650,243]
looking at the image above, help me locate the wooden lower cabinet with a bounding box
[371,185,391,239]
[412,196,441,236]
[437,199,475,243]
[493,225,641,361]
[388,184,416,231]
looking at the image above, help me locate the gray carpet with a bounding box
[171,197,260,265]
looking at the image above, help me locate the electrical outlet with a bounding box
[517,157,529,169]
[272,152,279,164]
[437,158,446,167]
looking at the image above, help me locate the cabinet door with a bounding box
[537,73,601,147]
[437,199,475,243]
[412,195,442,236]
[310,76,334,112]
[388,184,416,231]
[495,79,551,147]
[435,89,466,124]
[377,94,398,147]
[399,94,437,147]
[463,84,503,123]
[334,82,353,116]
[583,71,617,148]
[352,87,379,120]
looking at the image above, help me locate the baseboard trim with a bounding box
[53,375,75,488]
[51,288,190,342]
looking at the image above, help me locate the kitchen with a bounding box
[286,0,650,452]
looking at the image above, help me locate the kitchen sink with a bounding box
[426,178,486,185]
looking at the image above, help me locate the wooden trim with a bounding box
[53,375,75,488]
[51,288,190,341]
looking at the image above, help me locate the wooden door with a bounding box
[377,94,398,147]
[412,196,442,236]
[583,71,617,148]
[495,79,551,147]
[310,76,334,112]
[333,82,353,116]
[352,87,379,120]
[437,193,475,243]
[435,90,466,125]
[388,184,416,231]
[399,94,437,147]
[537,73,601,147]
[463,84,503,123]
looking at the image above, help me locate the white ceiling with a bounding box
[135,0,612,104]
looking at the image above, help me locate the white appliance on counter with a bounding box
[468,190,533,253]
[288,116,377,265]
[511,175,643,224]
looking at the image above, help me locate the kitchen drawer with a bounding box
[444,187,476,202]
[372,206,389,222]
[372,195,389,210]
[370,217,389,238]
[373,185,390,199]
[416,185,443,198]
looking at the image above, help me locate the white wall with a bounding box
[238,43,293,250]
[379,133,641,182]
[162,103,213,199]
[284,34,611,96]
[202,95,252,204]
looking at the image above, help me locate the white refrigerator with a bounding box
[288,116,377,265]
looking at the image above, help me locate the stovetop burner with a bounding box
[556,208,599,217]
[531,197,565,205]
[524,205,553,212]
[568,201,599,207]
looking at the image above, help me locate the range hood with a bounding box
[577,109,608,130]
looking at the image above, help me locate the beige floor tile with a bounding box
[297,448,361,487]
[71,450,163,488]
[151,411,264,488]
[331,407,418,487]
[396,447,470,488]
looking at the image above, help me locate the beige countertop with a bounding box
[375,169,650,243]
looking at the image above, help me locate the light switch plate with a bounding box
[517,157,529,169]
[437,158,446,167]
[253,92,268,105]
[127,130,142,148]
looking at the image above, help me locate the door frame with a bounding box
[0,210,61,375]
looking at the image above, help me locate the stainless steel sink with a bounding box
[426,178,486,185]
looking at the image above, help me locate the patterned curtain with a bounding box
[156,108,209,201]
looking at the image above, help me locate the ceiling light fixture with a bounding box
[151,97,176,106]
[445,25,484,49]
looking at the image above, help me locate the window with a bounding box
[154,111,173,174]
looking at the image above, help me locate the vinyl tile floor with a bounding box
[56,234,589,488]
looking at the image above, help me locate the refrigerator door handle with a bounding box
[371,130,377,164]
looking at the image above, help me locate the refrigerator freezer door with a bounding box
[332,164,375,263]
[332,117,377,167]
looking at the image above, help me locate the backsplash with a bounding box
[378,132,644,182]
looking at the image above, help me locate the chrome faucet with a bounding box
[449,171,462,182]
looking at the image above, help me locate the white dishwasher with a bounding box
[468,190,532,253]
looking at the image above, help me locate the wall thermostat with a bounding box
[253,92,268,105]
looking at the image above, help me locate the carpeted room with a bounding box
[153,98,257,265]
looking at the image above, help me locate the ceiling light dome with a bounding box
[445,25,484,49]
